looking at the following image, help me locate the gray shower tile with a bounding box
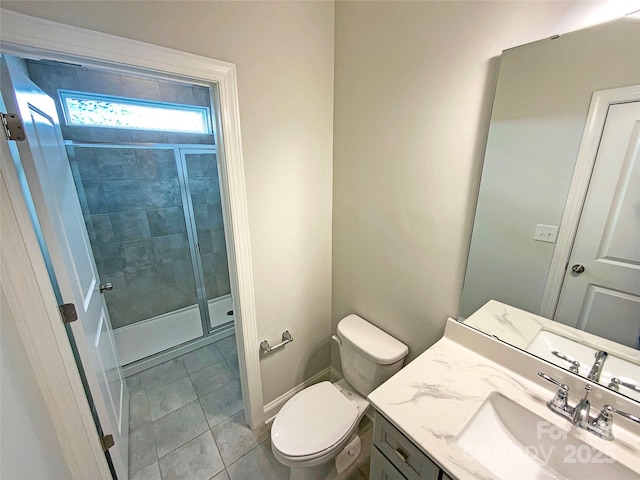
[83,181,108,214]
[190,361,235,398]
[212,229,227,255]
[227,441,289,480]
[205,276,220,299]
[168,132,214,145]
[134,358,189,390]
[189,177,214,205]
[90,127,133,143]
[196,229,214,254]
[71,147,101,181]
[181,344,223,374]
[224,355,240,380]
[136,149,177,179]
[91,214,114,244]
[27,60,79,96]
[212,412,268,466]
[130,389,151,431]
[200,154,218,178]
[122,238,155,268]
[192,86,211,107]
[147,207,186,237]
[62,126,93,142]
[158,431,224,480]
[96,148,138,180]
[200,380,243,427]
[215,335,237,359]
[214,253,230,275]
[111,211,151,242]
[185,154,204,177]
[152,400,208,457]
[121,75,161,100]
[131,461,161,480]
[131,130,170,144]
[147,376,197,421]
[103,180,146,212]
[95,243,125,275]
[144,179,181,208]
[129,423,158,476]
[159,81,194,104]
[76,67,123,96]
[83,214,96,244]
[217,272,231,297]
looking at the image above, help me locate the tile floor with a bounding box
[126,334,371,480]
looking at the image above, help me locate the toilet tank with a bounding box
[336,314,409,396]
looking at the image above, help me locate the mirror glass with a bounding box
[460,14,640,401]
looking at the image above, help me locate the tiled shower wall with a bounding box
[27,60,230,329]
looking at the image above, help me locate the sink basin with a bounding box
[457,393,636,480]
[527,331,640,401]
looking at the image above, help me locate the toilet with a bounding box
[271,314,409,479]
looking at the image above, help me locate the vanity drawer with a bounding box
[370,446,407,480]
[373,412,440,480]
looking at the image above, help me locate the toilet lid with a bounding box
[271,381,358,457]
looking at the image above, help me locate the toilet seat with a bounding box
[271,381,359,459]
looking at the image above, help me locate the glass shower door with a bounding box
[181,150,232,331]
[68,145,202,363]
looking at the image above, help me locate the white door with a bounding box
[0,56,129,478]
[555,100,640,350]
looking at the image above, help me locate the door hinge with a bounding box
[1,112,25,141]
[59,303,78,324]
[101,434,115,452]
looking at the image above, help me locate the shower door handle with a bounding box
[99,283,113,293]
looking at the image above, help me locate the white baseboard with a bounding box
[263,367,333,424]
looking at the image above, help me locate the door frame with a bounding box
[540,84,640,318]
[0,8,263,433]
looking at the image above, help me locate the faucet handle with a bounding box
[592,405,640,441]
[552,350,580,374]
[538,372,569,410]
[608,377,640,393]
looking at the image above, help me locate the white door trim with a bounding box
[540,84,640,318]
[0,9,264,434]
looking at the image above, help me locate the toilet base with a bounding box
[288,435,362,480]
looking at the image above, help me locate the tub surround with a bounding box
[367,317,640,479]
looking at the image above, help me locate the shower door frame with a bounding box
[66,141,230,339]
[1,12,264,456]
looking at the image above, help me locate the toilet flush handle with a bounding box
[331,335,342,346]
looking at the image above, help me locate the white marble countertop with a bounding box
[367,318,640,480]
[464,300,640,365]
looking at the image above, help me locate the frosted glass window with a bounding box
[59,90,211,134]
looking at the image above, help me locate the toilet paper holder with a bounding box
[260,331,293,353]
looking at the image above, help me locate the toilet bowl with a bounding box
[271,314,409,479]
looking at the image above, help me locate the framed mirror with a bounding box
[460,13,640,402]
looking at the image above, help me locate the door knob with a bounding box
[571,264,585,275]
[99,283,113,293]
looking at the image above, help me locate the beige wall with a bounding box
[331,1,635,366]
[1,1,335,405]
[0,286,72,479]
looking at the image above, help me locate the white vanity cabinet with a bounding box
[370,412,455,480]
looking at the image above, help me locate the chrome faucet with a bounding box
[571,385,591,428]
[587,350,608,382]
[538,372,640,441]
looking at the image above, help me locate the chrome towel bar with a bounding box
[261,331,293,353]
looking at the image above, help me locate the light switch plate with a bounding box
[534,224,558,243]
